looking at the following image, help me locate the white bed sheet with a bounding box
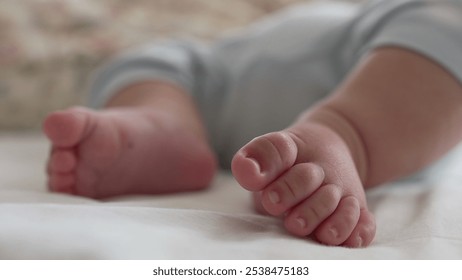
[1,132,461,259]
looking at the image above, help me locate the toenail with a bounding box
[329,227,339,239]
[245,155,262,174]
[295,217,307,229]
[268,191,280,204]
[318,166,325,180]
[356,236,363,247]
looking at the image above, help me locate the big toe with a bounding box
[43,107,91,147]
[231,131,298,191]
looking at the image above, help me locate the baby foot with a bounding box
[43,106,217,198]
[232,122,376,247]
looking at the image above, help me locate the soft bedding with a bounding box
[1,132,462,259]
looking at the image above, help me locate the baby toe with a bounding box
[49,172,75,194]
[261,162,325,216]
[252,192,269,215]
[314,196,361,246]
[232,131,298,191]
[284,184,341,236]
[342,209,376,248]
[43,107,91,148]
[50,149,77,173]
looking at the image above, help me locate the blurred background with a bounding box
[0,0,366,131]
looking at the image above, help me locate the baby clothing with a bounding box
[88,0,462,177]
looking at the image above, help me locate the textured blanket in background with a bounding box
[0,0,303,129]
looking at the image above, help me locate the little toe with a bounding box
[284,184,341,236]
[261,162,325,216]
[232,131,298,191]
[49,173,75,194]
[252,192,269,215]
[43,107,91,148]
[342,209,376,248]
[50,149,77,173]
[314,196,361,246]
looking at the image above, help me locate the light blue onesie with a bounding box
[88,0,462,182]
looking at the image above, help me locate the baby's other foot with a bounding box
[43,107,216,198]
[232,123,375,247]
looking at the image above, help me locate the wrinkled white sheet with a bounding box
[1,133,461,259]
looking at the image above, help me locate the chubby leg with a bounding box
[233,47,462,247]
[43,81,217,198]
